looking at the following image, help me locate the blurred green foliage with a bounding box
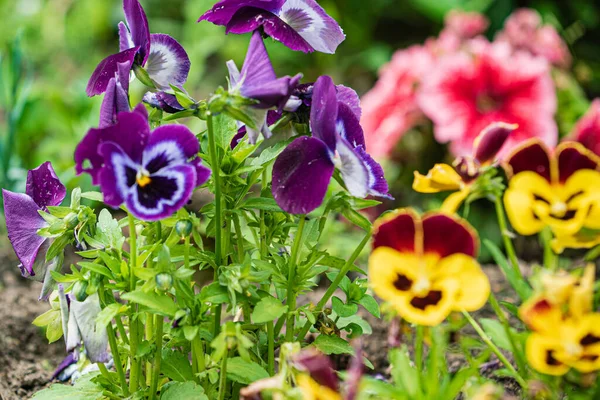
[0,0,599,186]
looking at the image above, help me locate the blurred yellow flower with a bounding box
[369,209,489,326]
[297,375,341,400]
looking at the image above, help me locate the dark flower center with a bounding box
[410,290,443,310]
[476,94,500,113]
[580,334,600,347]
[546,350,562,366]
[393,274,412,291]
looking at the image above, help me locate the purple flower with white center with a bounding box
[74,108,211,221]
[87,0,191,97]
[199,0,345,54]
[227,30,301,143]
[272,75,390,214]
[2,162,66,300]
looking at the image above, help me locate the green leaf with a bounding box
[32,308,63,343]
[390,347,420,398]
[250,140,289,167]
[78,262,112,279]
[312,335,353,355]
[81,191,103,202]
[160,381,208,400]
[358,295,380,318]
[251,296,288,324]
[226,357,269,384]
[121,290,178,316]
[484,239,532,301]
[331,296,358,318]
[95,303,124,330]
[239,197,282,212]
[46,234,71,261]
[480,318,512,351]
[32,373,104,399]
[200,282,229,304]
[161,349,195,382]
[94,209,124,250]
[213,113,238,150]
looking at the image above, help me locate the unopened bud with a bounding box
[473,122,517,164]
[175,219,193,238]
[155,273,173,292]
[73,280,89,302]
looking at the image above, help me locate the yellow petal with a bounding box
[440,187,471,214]
[562,169,600,230]
[297,375,342,400]
[540,270,577,305]
[436,254,490,312]
[570,264,595,319]
[396,279,459,326]
[519,294,564,336]
[369,247,420,305]
[568,314,600,373]
[551,231,600,254]
[526,333,570,376]
[413,164,463,194]
[504,171,550,236]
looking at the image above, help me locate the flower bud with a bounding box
[472,122,517,164]
[175,219,193,238]
[64,212,79,229]
[453,156,480,183]
[155,273,173,292]
[73,280,89,302]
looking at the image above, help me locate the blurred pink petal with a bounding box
[444,10,489,39]
[571,99,600,157]
[418,40,557,157]
[361,45,434,158]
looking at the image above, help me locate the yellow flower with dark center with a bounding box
[413,122,516,213]
[503,139,600,246]
[369,208,490,326]
[296,375,342,400]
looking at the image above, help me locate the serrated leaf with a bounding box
[161,349,194,382]
[121,290,178,316]
[331,296,358,318]
[239,197,282,212]
[313,335,353,355]
[251,296,287,324]
[226,357,269,384]
[213,113,238,150]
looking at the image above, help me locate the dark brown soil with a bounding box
[0,241,63,400]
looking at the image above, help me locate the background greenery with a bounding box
[1,0,599,198]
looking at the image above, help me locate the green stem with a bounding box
[127,213,141,393]
[207,113,223,337]
[488,292,528,378]
[149,315,164,400]
[541,228,558,270]
[145,312,154,386]
[184,235,191,270]
[115,317,129,345]
[415,325,424,372]
[98,363,114,386]
[217,352,229,400]
[462,311,527,389]
[285,215,306,342]
[494,196,523,279]
[232,213,245,262]
[192,335,206,374]
[296,231,372,340]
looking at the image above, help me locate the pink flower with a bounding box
[418,40,558,157]
[571,99,600,157]
[496,8,571,68]
[361,45,434,158]
[444,10,489,40]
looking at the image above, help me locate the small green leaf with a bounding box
[484,239,532,301]
[31,373,104,399]
[331,296,358,318]
[213,113,238,150]
[121,290,178,316]
[183,326,199,341]
[81,191,103,202]
[358,295,380,318]
[251,296,288,324]
[226,357,269,384]
[161,349,194,382]
[240,197,282,212]
[200,282,229,304]
[480,318,512,351]
[312,335,354,355]
[160,381,208,400]
[95,303,125,330]
[78,262,112,279]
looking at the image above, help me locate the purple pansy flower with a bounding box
[199,0,345,54]
[74,107,211,221]
[87,0,191,97]
[227,30,301,143]
[2,162,66,300]
[272,75,390,214]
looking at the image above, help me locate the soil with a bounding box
[0,241,63,400]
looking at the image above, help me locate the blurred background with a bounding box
[1,0,599,259]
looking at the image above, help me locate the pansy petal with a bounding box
[337,103,365,149]
[198,0,285,25]
[526,334,570,376]
[126,164,196,221]
[336,85,361,120]
[227,59,241,87]
[562,169,600,230]
[372,208,418,253]
[2,190,48,277]
[552,232,600,254]
[146,34,191,90]
[336,137,369,199]
[118,21,134,52]
[473,122,517,164]
[243,76,298,109]
[295,349,339,392]
[98,142,136,207]
[413,164,463,194]
[504,138,552,181]
[503,171,551,236]
[276,0,345,54]
[146,124,199,162]
[75,110,150,183]
[123,0,150,63]
[422,213,478,257]
[369,248,420,300]
[70,293,110,363]
[240,30,277,87]
[401,278,459,326]
[26,161,66,209]
[99,77,130,128]
[143,91,184,114]
[191,158,212,187]
[311,76,338,152]
[440,188,470,214]
[354,146,391,198]
[86,48,138,97]
[272,136,334,214]
[556,142,600,183]
[437,254,489,311]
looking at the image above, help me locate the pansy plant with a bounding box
[75,106,211,221]
[369,208,489,326]
[199,0,346,54]
[502,138,600,252]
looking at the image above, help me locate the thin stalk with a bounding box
[145,312,154,386]
[127,213,141,393]
[232,213,245,262]
[259,170,275,375]
[296,231,371,340]
[415,325,424,372]
[285,215,307,342]
[541,228,558,270]
[462,311,527,389]
[192,335,206,374]
[488,292,528,378]
[115,317,129,345]
[98,363,114,386]
[207,113,223,337]
[217,352,229,400]
[494,196,523,279]
[184,235,191,269]
[149,315,164,400]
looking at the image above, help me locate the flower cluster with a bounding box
[369,208,489,326]
[520,265,600,375]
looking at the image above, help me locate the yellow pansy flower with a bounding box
[369,208,490,326]
[297,375,342,400]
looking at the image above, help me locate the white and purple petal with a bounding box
[98,142,138,207]
[145,124,200,162]
[123,0,151,63]
[118,21,135,52]
[143,91,184,113]
[26,161,67,209]
[335,85,361,120]
[336,102,365,149]
[69,293,110,363]
[198,0,285,25]
[86,48,138,97]
[272,136,334,214]
[354,146,392,198]
[125,164,196,221]
[145,34,191,90]
[335,137,369,198]
[2,190,49,277]
[310,75,338,152]
[75,110,150,183]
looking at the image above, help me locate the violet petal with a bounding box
[310,76,338,152]
[123,0,151,63]
[26,161,67,209]
[146,34,191,90]
[86,47,138,97]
